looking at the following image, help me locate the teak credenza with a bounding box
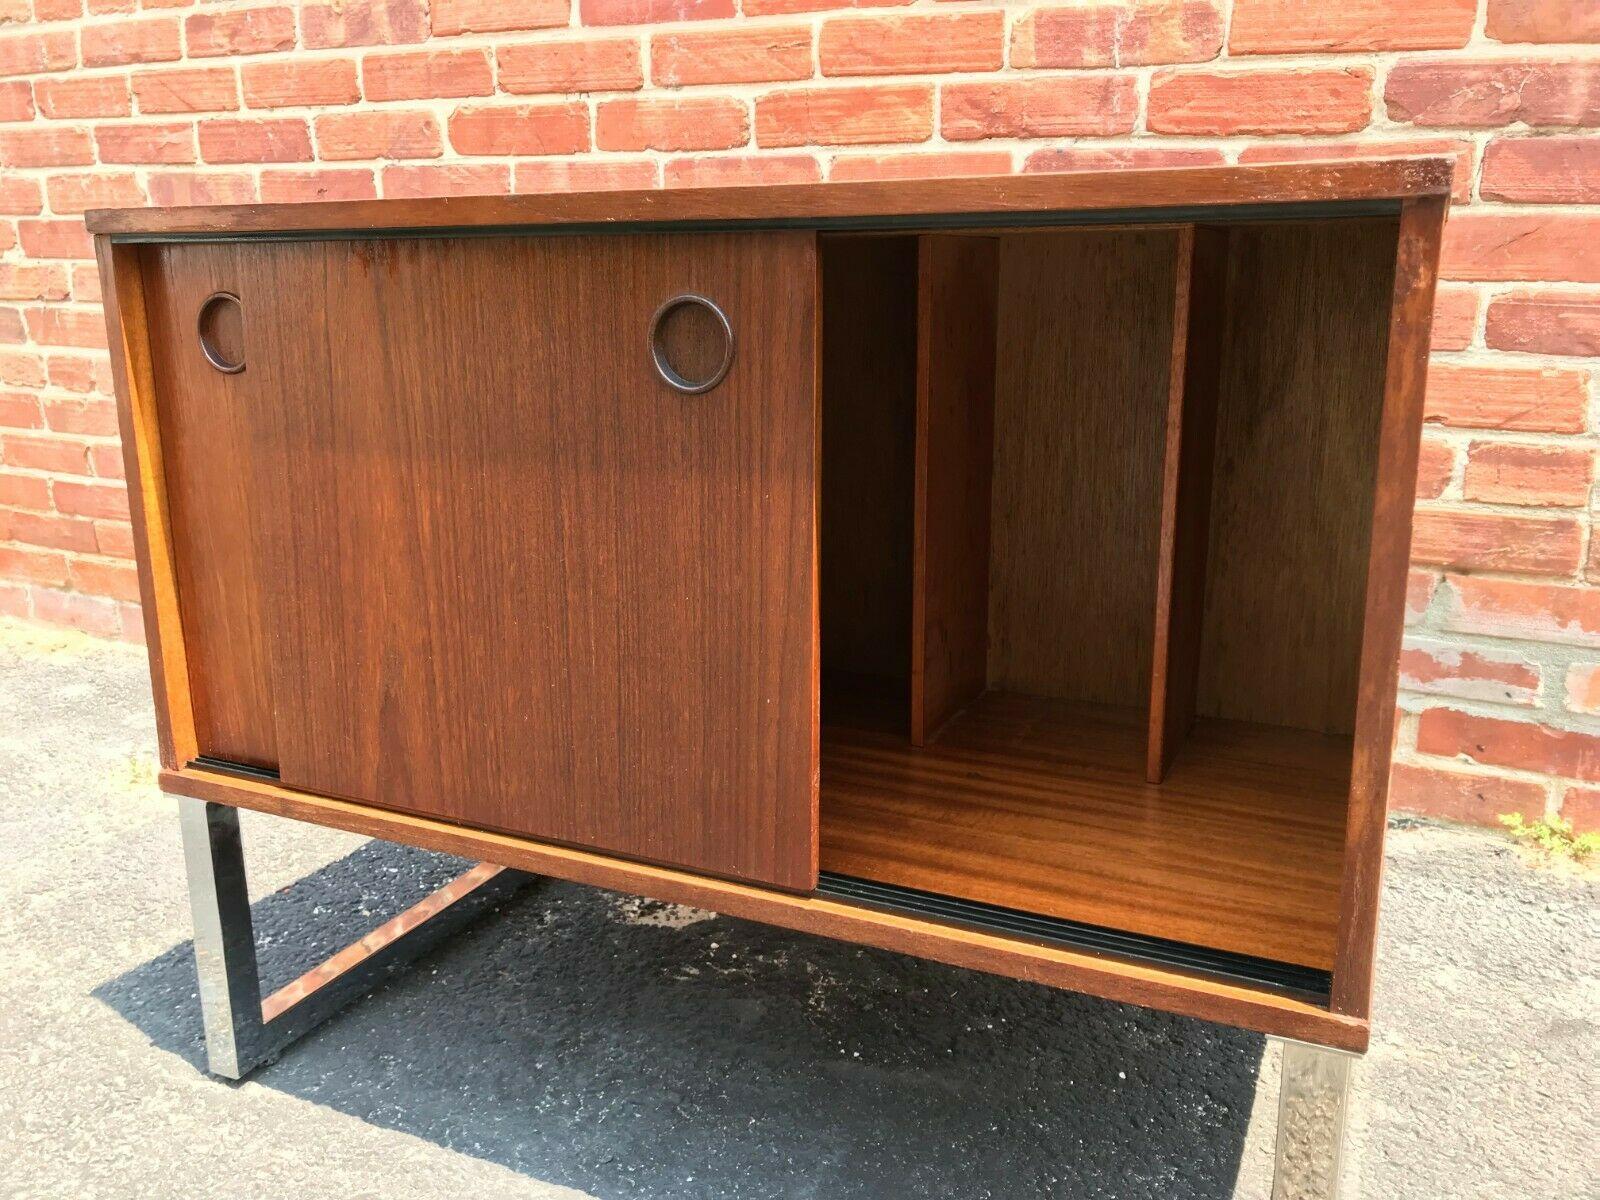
[91,160,1448,1186]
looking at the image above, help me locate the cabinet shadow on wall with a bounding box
[95,834,1266,1200]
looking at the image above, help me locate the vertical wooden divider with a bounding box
[910,235,1000,746]
[1147,225,1229,782]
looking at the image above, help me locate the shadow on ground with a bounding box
[95,838,1263,1200]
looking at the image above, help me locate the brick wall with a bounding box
[1,0,1596,829]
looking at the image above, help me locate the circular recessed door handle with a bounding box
[197,291,245,374]
[648,294,735,395]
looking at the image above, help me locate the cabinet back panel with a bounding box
[1198,219,1398,734]
[987,230,1179,709]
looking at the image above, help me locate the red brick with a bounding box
[315,110,440,160]
[1560,785,1599,834]
[89,443,123,480]
[67,557,140,602]
[381,164,512,199]
[42,396,117,436]
[831,150,1012,182]
[498,39,642,94]
[1149,67,1372,135]
[19,219,93,260]
[242,60,360,109]
[1567,663,1600,716]
[94,519,134,558]
[45,353,111,393]
[0,30,77,78]
[81,17,180,68]
[943,77,1137,141]
[0,263,68,303]
[44,171,145,213]
[1414,437,1455,500]
[199,118,312,164]
[744,0,911,12]
[821,12,1002,76]
[259,169,377,203]
[0,80,31,122]
[431,0,568,35]
[70,265,102,304]
[758,84,932,148]
[1386,59,1600,128]
[96,121,195,164]
[0,127,93,167]
[1424,363,1587,433]
[1417,707,1600,779]
[53,478,129,520]
[663,154,820,188]
[0,391,43,428]
[132,68,238,114]
[1442,214,1600,284]
[7,509,97,553]
[1023,147,1222,175]
[1487,0,1600,44]
[1486,291,1600,358]
[24,307,106,351]
[32,0,82,18]
[2,433,89,474]
[1430,285,1478,351]
[34,75,131,119]
[0,225,13,254]
[1410,508,1582,574]
[185,7,293,58]
[363,50,493,102]
[1399,639,1541,706]
[30,586,121,637]
[514,158,659,192]
[1230,0,1473,53]
[652,27,811,86]
[0,469,50,510]
[448,103,590,156]
[0,350,46,388]
[0,547,69,588]
[0,308,22,345]
[597,96,747,152]
[579,0,733,26]
[0,176,40,215]
[301,0,428,49]
[0,582,26,620]
[1388,762,1546,827]
[118,602,144,644]
[1481,137,1600,203]
[1239,137,1474,202]
[1463,443,1592,508]
[1443,577,1600,648]
[146,171,257,207]
[1012,2,1222,68]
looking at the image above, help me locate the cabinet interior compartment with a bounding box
[817,217,1402,989]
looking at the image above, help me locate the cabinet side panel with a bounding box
[140,243,278,769]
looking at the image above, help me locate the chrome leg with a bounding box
[177,796,532,1079]
[1272,1039,1355,1200]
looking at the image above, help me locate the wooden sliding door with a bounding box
[143,232,820,889]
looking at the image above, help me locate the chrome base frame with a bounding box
[1272,1038,1356,1200]
[178,796,532,1079]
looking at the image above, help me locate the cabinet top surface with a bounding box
[87,157,1452,240]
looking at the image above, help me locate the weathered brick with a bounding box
[744,0,911,12]
[821,12,1003,76]
[1387,59,1600,128]
[382,163,513,199]
[1566,663,1600,716]
[198,118,312,164]
[185,7,294,58]
[146,171,257,206]
[1229,0,1473,53]
[0,31,77,79]
[498,39,642,94]
[0,546,70,588]
[30,585,121,637]
[1481,136,1600,203]
[96,121,195,164]
[596,96,748,152]
[943,77,1137,140]
[93,520,134,558]
[1442,575,1600,648]
[757,84,933,147]
[579,0,733,25]
[42,396,118,437]
[1424,363,1588,434]
[1430,285,1478,351]
[0,349,47,388]
[1443,213,1600,283]
[1414,437,1455,500]
[1561,785,1599,833]
[1387,762,1546,826]
[314,110,441,160]
[663,154,820,188]
[432,0,568,35]
[1417,707,1600,779]
[2,432,90,474]
[1410,508,1582,575]
[34,75,131,119]
[1149,68,1372,135]
[1485,291,1600,358]
[44,171,145,214]
[1400,638,1541,706]
[363,50,494,102]
[1025,146,1225,173]
[1462,443,1593,507]
[242,60,360,109]
[1487,0,1600,44]
[81,17,180,68]
[515,158,660,192]
[259,169,377,203]
[833,150,1013,182]
[0,469,50,510]
[0,126,93,167]
[0,80,32,122]
[18,219,94,259]
[301,0,428,48]
[53,478,129,520]
[0,307,23,345]
[448,104,591,156]
[67,557,140,603]
[45,352,112,393]
[26,306,106,350]
[0,263,69,303]
[652,27,811,86]
[1239,137,1473,201]
[88,444,122,479]
[1012,2,1222,68]
[0,391,44,428]
[132,68,238,114]
[70,264,102,304]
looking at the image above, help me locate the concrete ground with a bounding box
[0,619,1594,1200]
